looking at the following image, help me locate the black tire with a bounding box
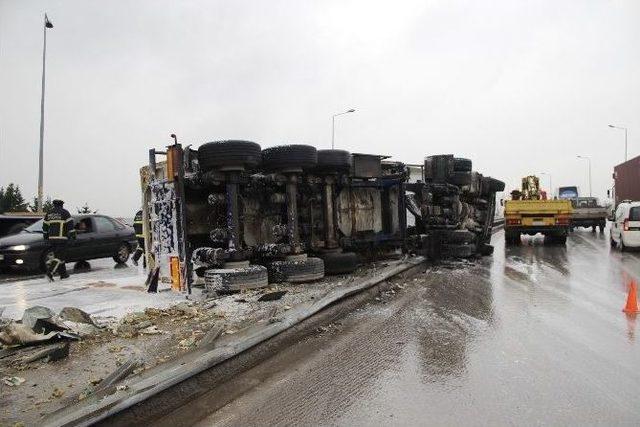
[599,222,605,233]
[424,155,454,183]
[316,149,351,172]
[505,231,520,245]
[442,243,476,258]
[262,145,317,172]
[448,171,472,186]
[204,265,269,292]
[548,234,567,245]
[479,243,494,256]
[591,225,596,233]
[319,251,358,275]
[113,243,131,264]
[445,229,476,245]
[453,157,472,172]
[482,176,506,194]
[268,255,324,283]
[610,237,617,248]
[198,140,262,172]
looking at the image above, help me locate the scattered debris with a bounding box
[20,342,69,364]
[94,357,142,395]
[139,325,162,335]
[258,290,287,302]
[116,385,128,391]
[0,321,69,347]
[59,307,95,325]
[21,306,67,334]
[198,325,224,348]
[2,376,25,386]
[202,300,218,310]
[51,387,65,398]
[174,302,198,317]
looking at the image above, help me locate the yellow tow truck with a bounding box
[504,176,572,245]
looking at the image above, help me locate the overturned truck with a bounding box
[140,141,504,293]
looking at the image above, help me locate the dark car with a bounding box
[0,214,138,272]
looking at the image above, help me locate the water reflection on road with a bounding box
[174,229,640,426]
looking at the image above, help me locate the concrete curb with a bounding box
[45,256,426,427]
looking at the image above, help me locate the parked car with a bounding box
[0,214,137,272]
[0,213,43,237]
[610,201,640,251]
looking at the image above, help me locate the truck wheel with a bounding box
[505,231,520,245]
[204,264,269,292]
[113,243,130,264]
[262,145,317,172]
[442,243,476,258]
[548,235,567,245]
[445,229,476,244]
[316,149,351,173]
[453,157,472,172]
[479,243,494,256]
[198,140,262,172]
[599,222,605,233]
[448,171,472,186]
[318,251,358,275]
[591,225,596,233]
[482,176,506,194]
[610,237,617,248]
[268,255,324,283]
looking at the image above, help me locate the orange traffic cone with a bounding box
[623,281,639,314]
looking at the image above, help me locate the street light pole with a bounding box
[608,124,628,162]
[37,14,54,213]
[577,156,592,197]
[331,109,355,149]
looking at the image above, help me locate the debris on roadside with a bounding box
[22,306,67,334]
[19,342,69,364]
[2,376,25,386]
[258,290,287,302]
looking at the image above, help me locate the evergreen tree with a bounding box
[77,203,96,214]
[28,196,54,213]
[0,183,28,212]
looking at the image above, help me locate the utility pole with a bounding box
[37,14,54,212]
[608,124,628,162]
[331,109,355,149]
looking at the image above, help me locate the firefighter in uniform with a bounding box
[132,209,145,267]
[42,199,75,281]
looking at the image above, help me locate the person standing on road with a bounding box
[132,209,146,268]
[42,199,75,281]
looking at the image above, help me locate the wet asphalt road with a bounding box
[169,228,640,426]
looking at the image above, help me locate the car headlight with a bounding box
[9,245,29,251]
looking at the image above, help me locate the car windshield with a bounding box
[24,219,44,233]
[629,207,640,221]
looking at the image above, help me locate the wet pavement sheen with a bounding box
[186,229,640,426]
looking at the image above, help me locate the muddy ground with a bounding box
[0,261,397,426]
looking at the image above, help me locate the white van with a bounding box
[610,201,640,250]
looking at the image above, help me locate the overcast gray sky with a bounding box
[1,0,638,216]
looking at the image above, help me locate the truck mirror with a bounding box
[500,199,504,206]
[607,190,610,198]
